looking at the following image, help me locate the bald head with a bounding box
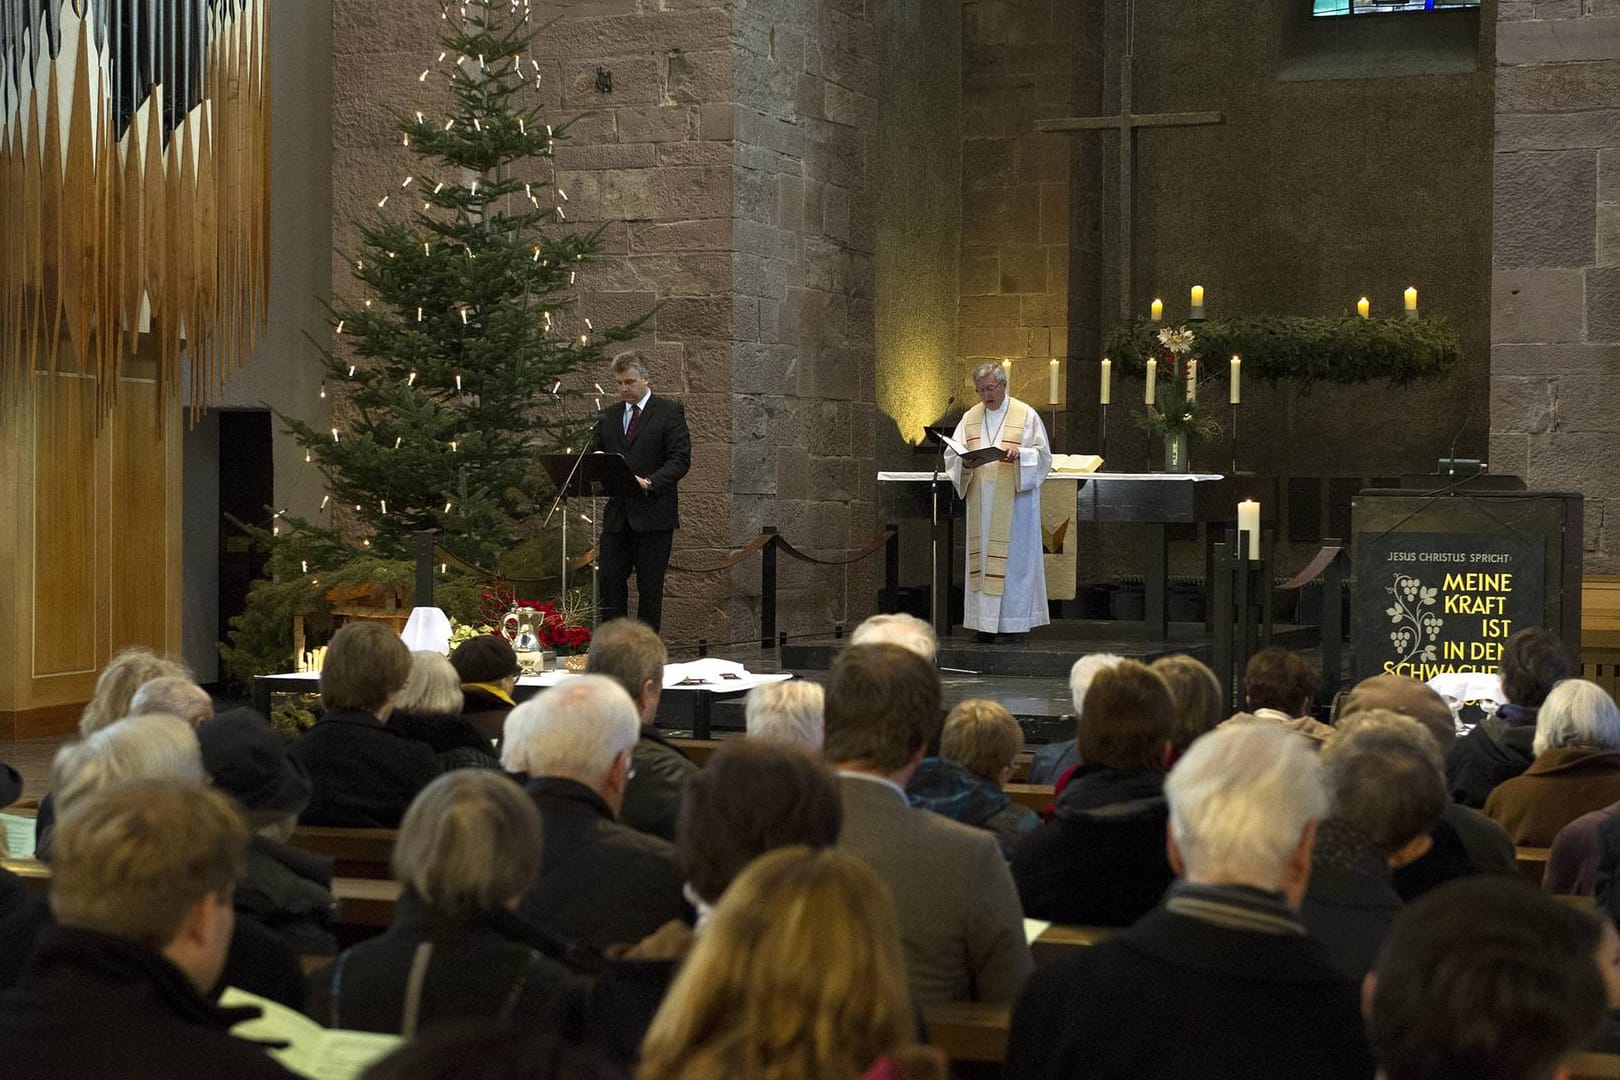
[1340,674,1455,752]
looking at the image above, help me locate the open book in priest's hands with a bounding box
[938,433,1010,468]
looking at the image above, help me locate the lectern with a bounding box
[1351,489,1583,682]
[538,452,643,597]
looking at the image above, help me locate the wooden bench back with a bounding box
[1516,845,1551,889]
[289,826,398,880]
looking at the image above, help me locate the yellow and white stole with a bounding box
[962,399,1030,597]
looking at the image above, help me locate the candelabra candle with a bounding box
[1099,358,1112,405]
[1145,359,1157,406]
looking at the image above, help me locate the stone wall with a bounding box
[1492,5,1620,573]
[958,1,1079,414]
[332,0,879,647]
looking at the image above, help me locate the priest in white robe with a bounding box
[945,362,1054,639]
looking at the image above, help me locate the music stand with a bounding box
[538,452,642,602]
[919,426,957,637]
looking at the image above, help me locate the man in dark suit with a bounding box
[588,353,691,632]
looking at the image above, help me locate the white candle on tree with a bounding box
[1229,355,1241,404]
[1151,298,1164,322]
[1357,297,1370,319]
[1145,359,1157,405]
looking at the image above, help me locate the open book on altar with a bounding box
[1051,454,1103,474]
[221,987,401,1080]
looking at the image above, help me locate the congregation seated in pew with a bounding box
[1446,626,1575,808]
[291,622,441,830]
[1026,652,1121,785]
[1219,646,1334,743]
[825,643,1031,1007]
[1300,711,1448,980]
[501,675,690,951]
[637,847,946,1080]
[907,699,1038,858]
[387,651,503,772]
[585,619,698,843]
[1011,661,1177,927]
[1008,724,1376,1080]
[587,739,843,1067]
[307,770,583,1038]
[1485,678,1620,847]
[0,781,301,1079]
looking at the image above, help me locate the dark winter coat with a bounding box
[619,728,698,843]
[289,708,441,828]
[908,757,1039,858]
[1010,766,1174,926]
[1444,705,1538,808]
[0,925,300,1080]
[388,709,503,772]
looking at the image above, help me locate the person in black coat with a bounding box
[1301,713,1447,981]
[0,781,299,1080]
[393,650,503,770]
[1444,627,1574,807]
[587,353,691,632]
[501,675,689,951]
[1012,662,1176,926]
[308,771,583,1038]
[199,710,339,958]
[450,635,523,747]
[1008,725,1374,1080]
[290,622,440,828]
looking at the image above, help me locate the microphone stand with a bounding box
[542,392,597,595]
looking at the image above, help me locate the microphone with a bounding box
[1445,414,1469,476]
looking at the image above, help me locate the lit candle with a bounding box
[1405,286,1418,319]
[1238,500,1261,563]
[1048,358,1061,405]
[1151,298,1164,322]
[1185,358,1197,401]
[1002,357,1013,382]
[1100,358,1112,405]
[1190,285,1205,320]
[1357,297,1370,319]
[1145,358,1157,405]
[1229,355,1241,404]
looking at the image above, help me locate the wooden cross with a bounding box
[1035,2,1224,320]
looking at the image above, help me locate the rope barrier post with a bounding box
[414,530,437,608]
[698,639,709,658]
[1211,533,1236,714]
[1321,538,1345,700]
[761,527,779,650]
[883,523,899,606]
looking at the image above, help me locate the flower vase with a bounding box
[1162,431,1190,474]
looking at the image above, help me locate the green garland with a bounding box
[1101,315,1463,391]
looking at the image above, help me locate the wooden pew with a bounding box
[1004,783,1055,815]
[1517,846,1551,889]
[923,1001,1010,1064]
[667,736,1041,781]
[289,826,398,879]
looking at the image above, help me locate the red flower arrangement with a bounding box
[479,580,593,654]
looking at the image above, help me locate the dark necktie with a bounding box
[625,403,642,441]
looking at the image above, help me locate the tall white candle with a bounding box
[1238,500,1261,563]
[1048,358,1061,405]
[1100,358,1112,405]
[1145,359,1157,405]
[1229,355,1241,404]
[1151,298,1164,322]
[1404,286,1418,311]
[1185,358,1198,401]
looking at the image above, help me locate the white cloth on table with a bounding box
[944,397,1053,634]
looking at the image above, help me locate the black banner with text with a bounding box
[1354,530,1546,682]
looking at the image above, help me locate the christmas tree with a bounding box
[223,0,641,682]
[279,0,643,569]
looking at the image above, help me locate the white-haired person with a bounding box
[1026,653,1125,785]
[18,716,306,1007]
[744,680,825,751]
[503,676,687,951]
[387,650,502,771]
[850,612,938,661]
[1486,678,1620,846]
[1006,724,1375,1080]
[307,771,581,1038]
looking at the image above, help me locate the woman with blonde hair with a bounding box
[637,847,944,1080]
